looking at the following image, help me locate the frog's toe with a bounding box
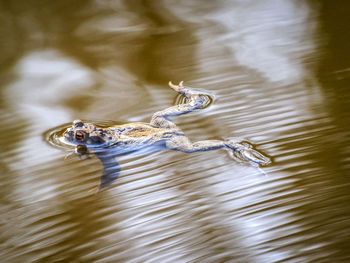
[229,142,271,166]
[242,148,271,166]
[169,80,185,94]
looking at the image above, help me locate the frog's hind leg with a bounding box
[167,137,228,153]
[150,81,205,128]
[95,151,121,190]
[166,137,271,166]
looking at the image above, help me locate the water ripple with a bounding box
[1,0,350,262]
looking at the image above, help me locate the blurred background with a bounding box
[0,0,349,262]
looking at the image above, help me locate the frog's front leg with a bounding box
[94,151,121,190]
[64,144,91,160]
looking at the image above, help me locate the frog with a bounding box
[63,81,270,190]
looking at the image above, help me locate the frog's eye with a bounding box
[75,131,85,140]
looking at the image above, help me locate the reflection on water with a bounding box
[1,0,349,262]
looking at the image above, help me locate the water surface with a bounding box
[1,1,349,262]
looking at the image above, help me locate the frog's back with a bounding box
[110,122,182,142]
[111,122,163,135]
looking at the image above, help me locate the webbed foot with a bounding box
[231,142,271,167]
[169,80,185,95]
[169,81,199,99]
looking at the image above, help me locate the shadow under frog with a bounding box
[62,81,271,190]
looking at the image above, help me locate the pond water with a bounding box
[1,1,349,262]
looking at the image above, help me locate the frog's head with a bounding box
[64,120,106,147]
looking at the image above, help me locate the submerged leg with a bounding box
[150,81,207,128]
[95,151,121,190]
[166,137,270,166]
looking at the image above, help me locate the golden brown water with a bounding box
[1,1,349,262]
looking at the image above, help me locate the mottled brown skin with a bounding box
[64,81,270,190]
